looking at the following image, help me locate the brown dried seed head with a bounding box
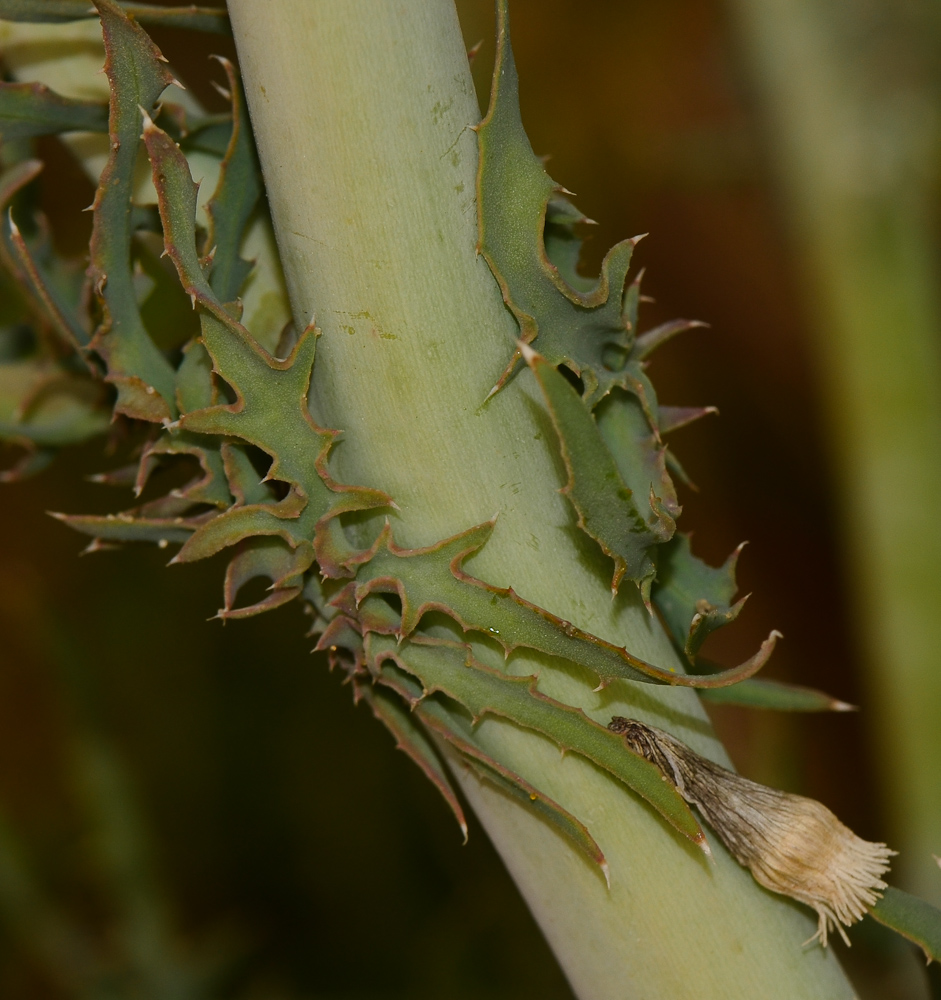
[609,717,895,946]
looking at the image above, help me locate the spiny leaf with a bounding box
[0,160,90,356]
[522,342,662,596]
[0,443,53,481]
[173,322,380,567]
[0,161,43,290]
[652,537,804,711]
[476,0,637,407]
[220,442,274,506]
[52,498,212,547]
[140,115,390,569]
[84,348,235,556]
[618,277,706,365]
[314,612,366,675]
[134,277,231,522]
[652,532,747,661]
[542,196,596,294]
[7,210,92,357]
[658,405,717,435]
[175,116,233,160]
[134,433,232,509]
[202,57,260,306]
[416,697,607,882]
[0,81,108,141]
[596,391,680,544]
[175,338,214,413]
[159,282,235,512]
[87,463,139,488]
[631,318,706,363]
[0,0,230,33]
[665,448,695,489]
[869,886,941,964]
[218,537,312,620]
[344,519,779,690]
[364,630,706,852]
[356,683,468,842]
[605,274,709,472]
[0,361,108,446]
[87,0,177,421]
[699,678,855,712]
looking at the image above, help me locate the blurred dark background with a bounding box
[2,0,940,997]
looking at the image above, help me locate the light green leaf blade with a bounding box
[0,0,229,33]
[653,532,746,660]
[417,697,608,882]
[348,520,779,690]
[364,631,707,852]
[87,0,178,421]
[869,885,941,964]
[0,80,107,140]
[699,678,854,712]
[523,343,659,595]
[476,0,637,406]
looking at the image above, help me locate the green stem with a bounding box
[727,0,941,904]
[227,2,854,996]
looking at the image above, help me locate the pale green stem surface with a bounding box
[727,0,941,904]
[227,3,855,996]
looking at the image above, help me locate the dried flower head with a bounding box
[609,717,895,946]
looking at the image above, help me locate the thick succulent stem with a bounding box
[227,2,854,996]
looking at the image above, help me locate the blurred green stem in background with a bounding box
[727,0,941,902]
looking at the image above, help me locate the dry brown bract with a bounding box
[609,717,895,946]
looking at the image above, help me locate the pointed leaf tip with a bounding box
[700,676,853,712]
[658,405,719,435]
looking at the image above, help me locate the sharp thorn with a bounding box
[517,340,537,364]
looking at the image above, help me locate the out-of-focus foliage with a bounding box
[726,0,941,920]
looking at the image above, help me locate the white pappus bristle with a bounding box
[609,717,894,947]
